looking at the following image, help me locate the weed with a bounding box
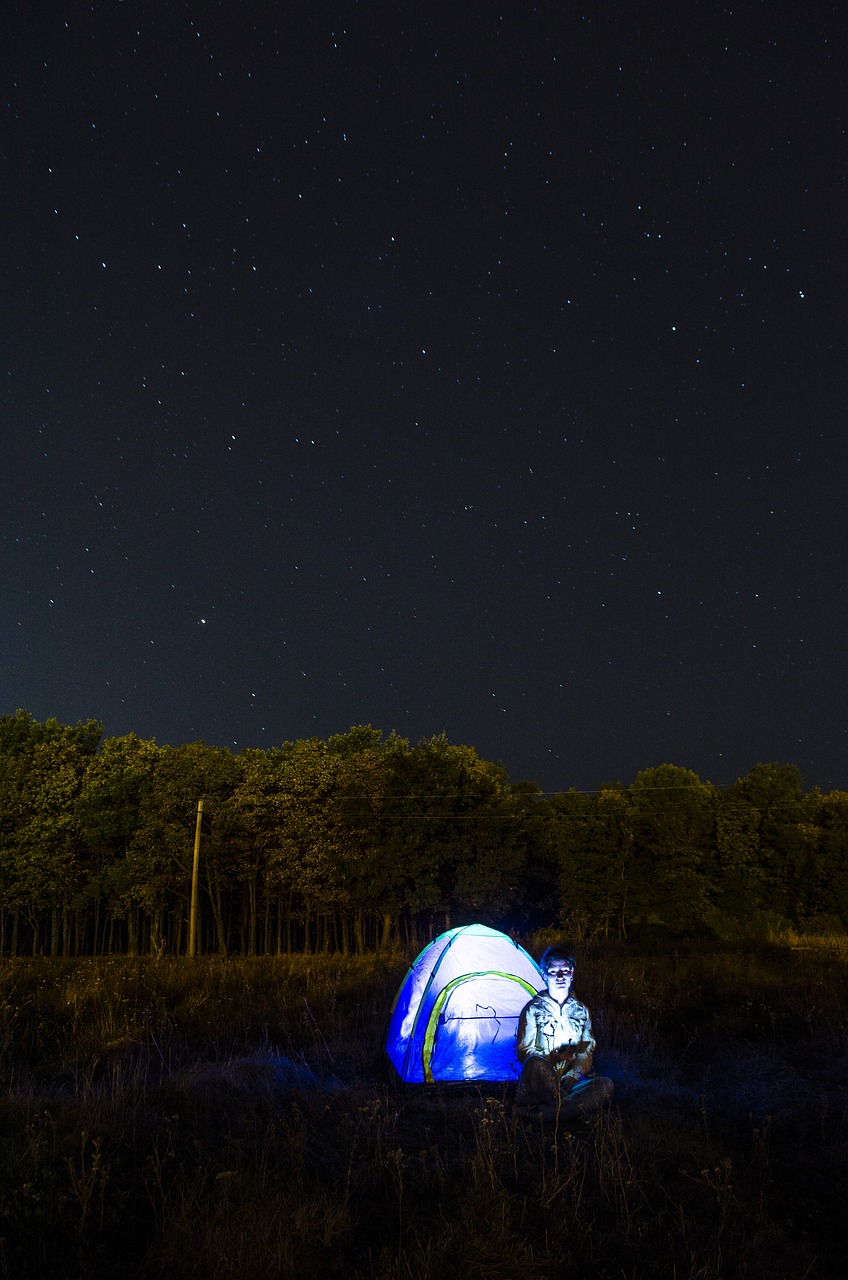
[64,1130,109,1237]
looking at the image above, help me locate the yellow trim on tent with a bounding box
[421,971,539,1084]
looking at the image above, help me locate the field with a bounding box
[0,937,846,1278]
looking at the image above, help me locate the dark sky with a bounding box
[4,1,847,792]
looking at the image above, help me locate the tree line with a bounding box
[0,709,846,955]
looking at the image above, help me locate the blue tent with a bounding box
[385,924,544,1083]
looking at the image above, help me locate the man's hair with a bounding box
[540,944,575,971]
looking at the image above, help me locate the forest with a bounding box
[1,708,847,956]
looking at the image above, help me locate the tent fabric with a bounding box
[385,924,544,1083]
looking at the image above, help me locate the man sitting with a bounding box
[517,944,614,1118]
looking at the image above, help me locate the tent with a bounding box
[385,924,544,1083]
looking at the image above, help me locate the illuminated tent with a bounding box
[385,924,544,1083]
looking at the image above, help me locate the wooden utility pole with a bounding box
[188,799,203,957]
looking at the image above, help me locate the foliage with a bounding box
[2,710,848,955]
[0,711,102,953]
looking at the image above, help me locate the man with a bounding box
[516,944,614,1117]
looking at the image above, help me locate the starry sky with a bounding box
[4,1,847,792]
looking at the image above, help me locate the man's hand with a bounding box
[551,1039,589,1065]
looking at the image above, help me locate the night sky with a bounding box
[5,1,847,793]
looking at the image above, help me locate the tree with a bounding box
[625,765,715,934]
[730,763,808,925]
[127,742,241,954]
[0,713,102,954]
[548,787,634,939]
[712,787,765,929]
[816,791,848,929]
[326,732,399,951]
[267,737,349,952]
[75,733,160,952]
[377,735,528,935]
[227,747,290,954]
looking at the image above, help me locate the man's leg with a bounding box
[517,1056,559,1106]
[556,1075,614,1120]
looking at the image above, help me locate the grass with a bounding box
[0,938,845,1278]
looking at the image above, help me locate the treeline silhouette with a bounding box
[1,709,846,955]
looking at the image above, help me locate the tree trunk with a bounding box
[247,880,258,956]
[275,893,283,955]
[171,908,184,956]
[127,909,138,956]
[204,873,228,956]
[239,893,249,955]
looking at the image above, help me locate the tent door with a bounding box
[424,973,532,1083]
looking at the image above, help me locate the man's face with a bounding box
[544,959,574,1002]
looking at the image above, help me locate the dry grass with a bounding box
[0,940,845,1278]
